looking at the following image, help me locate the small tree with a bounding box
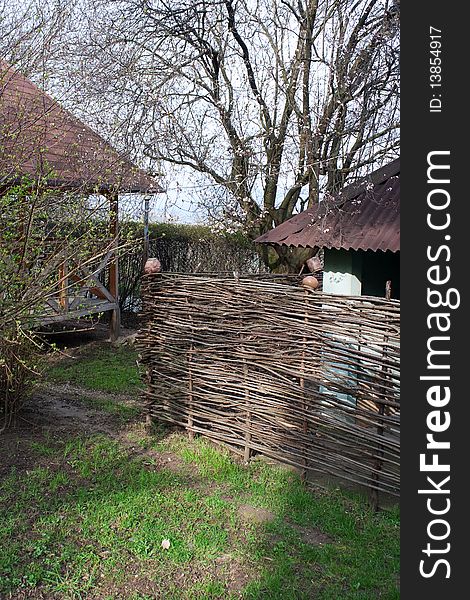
[0,1,145,427]
[0,175,116,429]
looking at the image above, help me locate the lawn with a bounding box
[47,343,144,394]
[0,342,400,599]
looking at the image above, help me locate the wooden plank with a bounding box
[67,272,107,302]
[68,285,94,310]
[45,297,61,314]
[58,260,68,310]
[72,266,116,303]
[109,192,120,341]
[39,301,117,325]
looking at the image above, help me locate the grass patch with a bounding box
[157,434,401,599]
[47,344,143,394]
[1,430,399,599]
[4,343,399,598]
[80,393,141,420]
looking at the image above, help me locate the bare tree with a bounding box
[48,0,399,270]
[0,0,76,77]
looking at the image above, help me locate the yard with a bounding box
[0,339,399,599]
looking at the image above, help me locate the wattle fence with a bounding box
[136,273,400,501]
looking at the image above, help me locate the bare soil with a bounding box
[0,383,133,478]
[237,504,275,524]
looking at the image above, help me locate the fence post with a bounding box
[186,296,195,440]
[145,365,154,429]
[236,274,252,463]
[243,349,252,463]
[187,343,195,440]
[58,258,68,311]
[300,288,309,480]
[370,280,392,510]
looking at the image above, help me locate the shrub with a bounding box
[0,176,112,427]
[118,222,265,313]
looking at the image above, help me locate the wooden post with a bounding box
[142,195,150,269]
[187,343,195,440]
[243,352,252,463]
[186,296,195,439]
[370,280,392,511]
[237,273,252,463]
[109,191,120,341]
[300,288,309,480]
[145,363,154,429]
[58,259,68,311]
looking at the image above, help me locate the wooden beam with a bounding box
[68,273,107,301]
[109,191,121,341]
[45,297,60,314]
[143,195,150,268]
[70,263,116,303]
[39,300,118,325]
[58,259,68,311]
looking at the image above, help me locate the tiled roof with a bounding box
[255,158,400,252]
[0,61,162,193]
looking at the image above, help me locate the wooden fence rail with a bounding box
[136,273,400,500]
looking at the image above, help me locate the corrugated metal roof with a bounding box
[0,61,162,193]
[255,158,400,252]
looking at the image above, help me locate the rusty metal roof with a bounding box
[256,158,400,252]
[0,61,162,194]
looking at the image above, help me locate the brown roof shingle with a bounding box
[0,61,162,193]
[255,158,400,252]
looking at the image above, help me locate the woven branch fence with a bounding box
[118,236,267,313]
[137,273,400,500]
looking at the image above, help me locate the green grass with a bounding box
[80,392,141,420]
[0,343,399,598]
[47,344,143,393]
[0,431,399,599]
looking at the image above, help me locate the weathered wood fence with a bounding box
[137,273,400,499]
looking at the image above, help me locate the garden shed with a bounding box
[0,60,162,338]
[255,158,400,299]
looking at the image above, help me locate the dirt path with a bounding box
[0,383,139,478]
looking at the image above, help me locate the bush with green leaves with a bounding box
[119,222,266,313]
[0,176,117,428]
